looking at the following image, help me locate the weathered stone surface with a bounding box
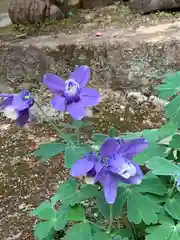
[130,0,180,14]
[80,0,114,9]
[8,0,69,25]
[1,20,180,93]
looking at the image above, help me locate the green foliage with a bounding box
[164,193,180,220]
[114,228,135,240]
[29,70,180,240]
[146,210,180,240]
[67,204,86,221]
[51,179,99,207]
[62,222,92,240]
[34,221,55,240]
[92,231,110,240]
[92,133,108,143]
[31,202,69,239]
[146,157,180,176]
[169,134,180,149]
[165,95,180,126]
[155,71,180,99]
[96,188,126,219]
[127,189,161,224]
[132,172,167,195]
[33,143,66,161]
[96,173,167,225]
[64,144,89,168]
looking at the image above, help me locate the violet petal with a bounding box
[43,73,65,93]
[80,88,101,107]
[0,96,13,109]
[51,94,66,111]
[69,66,90,88]
[119,138,148,159]
[70,156,95,177]
[103,172,118,204]
[16,109,30,126]
[100,138,120,157]
[67,101,85,120]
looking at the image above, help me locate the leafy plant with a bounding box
[2,66,180,239]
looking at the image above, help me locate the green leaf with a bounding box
[51,180,99,207]
[33,143,66,161]
[146,157,180,176]
[72,120,92,128]
[169,134,180,149]
[77,184,99,201]
[54,205,68,231]
[92,133,108,145]
[146,211,180,240]
[165,95,180,126]
[34,221,54,239]
[132,172,167,195]
[115,228,135,240]
[96,188,127,219]
[164,193,180,220]
[64,145,89,168]
[30,201,56,221]
[51,179,77,206]
[67,204,85,221]
[134,144,167,164]
[155,71,180,99]
[109,127,116,137]
[127,188,161,224]
[156,122,177,142]
[62,222,92,240]
[60,132,78,143]
[92,231,110,240]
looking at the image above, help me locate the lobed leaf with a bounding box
[33,143,66,161]
[62,222,92,240]
[146,157,180,176]
[64,145,89,168]
[164,193,180,220]
[155,71,180,100]
[66,204,86,221]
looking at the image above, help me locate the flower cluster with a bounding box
[0,65,101,124]
[43,65,101,120]
[0,90,34,126]
[71,137,148,204]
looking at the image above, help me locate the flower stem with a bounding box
[35,101,63,137]
[88,221,105,230]
[107,204,113,234]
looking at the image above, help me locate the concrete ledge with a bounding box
[1,20,180,93]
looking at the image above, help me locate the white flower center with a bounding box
[65,79,79,97]
[4,106,18,120]
[119,162,137,179]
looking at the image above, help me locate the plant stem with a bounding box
[107,204,113,234]
[88,221,105,230]
[35,101,63,137]
[169,179,177,198]
[130,222,138,240]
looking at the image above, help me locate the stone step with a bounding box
[1,19,180,92]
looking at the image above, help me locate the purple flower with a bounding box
[95,137,148,204]
[70,152,98,178]
[0,90,34,126]
[43,66,101,120]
